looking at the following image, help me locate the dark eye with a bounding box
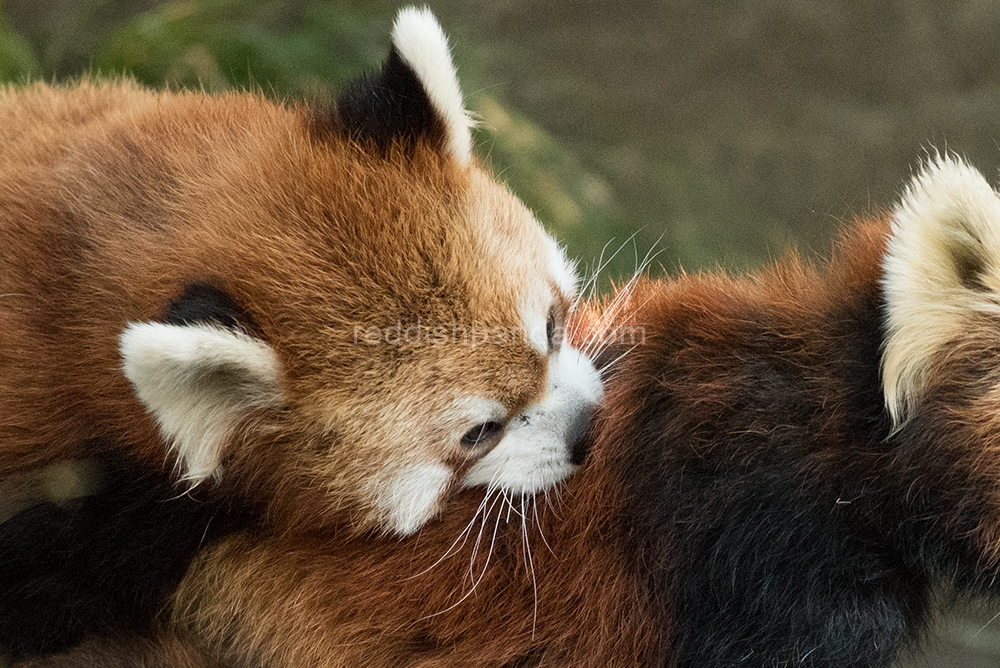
[546,307,561,352]
[461,421,505,448]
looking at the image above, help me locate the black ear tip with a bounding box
[322,8,472,163]
[335,46,444,154]
[163,282,257,334]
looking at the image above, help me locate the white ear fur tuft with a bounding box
[120,322,284,483]
[882,154,1000,424]
[547,236,579,298]
[391,6,473,166]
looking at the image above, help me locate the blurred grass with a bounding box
[93,2,387,97]
[899,598,1000,668]
[9,1,1000,285]
[0,13,37,79]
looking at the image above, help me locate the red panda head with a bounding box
[112,8,602,535]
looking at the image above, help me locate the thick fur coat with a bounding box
[7,5,1000,666]
[62,155,1000,668]
[0,8,601,659]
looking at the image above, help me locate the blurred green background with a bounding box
[7,0,1000,284]
[14,0,1000,287]
[4,0,1000,664]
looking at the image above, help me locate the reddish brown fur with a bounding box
[0,80,560,533]
[14,634,223,668]
[1,12,603,660]
[17,138,1000,664]
[134,218,901,666]
[28,210,1000,667]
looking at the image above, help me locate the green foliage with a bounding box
[94,1,387,96]
[471,97,637,287]
[0,14,37,81]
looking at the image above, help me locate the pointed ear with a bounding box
[336,7,473,165]
[882,154,1000,424]
[119,322,284,483]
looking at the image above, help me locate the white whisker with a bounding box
[522,493,539,638]
[468,488,504,583]
[599,344,640,374]
[503,488,514,522]
[533,493,556,557]
[575,236,632,310]
[403,486,497,581]
[416,491,505,622]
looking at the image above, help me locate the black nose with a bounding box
[568,410,594,466]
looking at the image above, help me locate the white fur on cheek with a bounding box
[391,7,472,166]
[520,304,548,355]
[119,322,283,483]
[381,462,453,536]
[882,154,1000,424]
[546,237,579,298]
[519,241,579,355]
[463,345,603,492]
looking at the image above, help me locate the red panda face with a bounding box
[0,5,605,655]
[107,9,602,536]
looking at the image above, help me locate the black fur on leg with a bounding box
[0,452,251,659]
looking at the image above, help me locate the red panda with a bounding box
[0,7,601,659]
[53,154,1000,667]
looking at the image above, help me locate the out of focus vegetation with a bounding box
[6,0,1000,284]
[10,0,1000,285]
[0,0,632,286]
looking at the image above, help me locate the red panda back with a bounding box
[25,161,1000,667]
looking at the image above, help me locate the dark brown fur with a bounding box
[13,634,223,668]
[149,217,954,667]
[0,76,575,528]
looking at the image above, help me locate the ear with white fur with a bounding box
[119,322,284,483]
[336,6,473,165]
[882,154,1000,424]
